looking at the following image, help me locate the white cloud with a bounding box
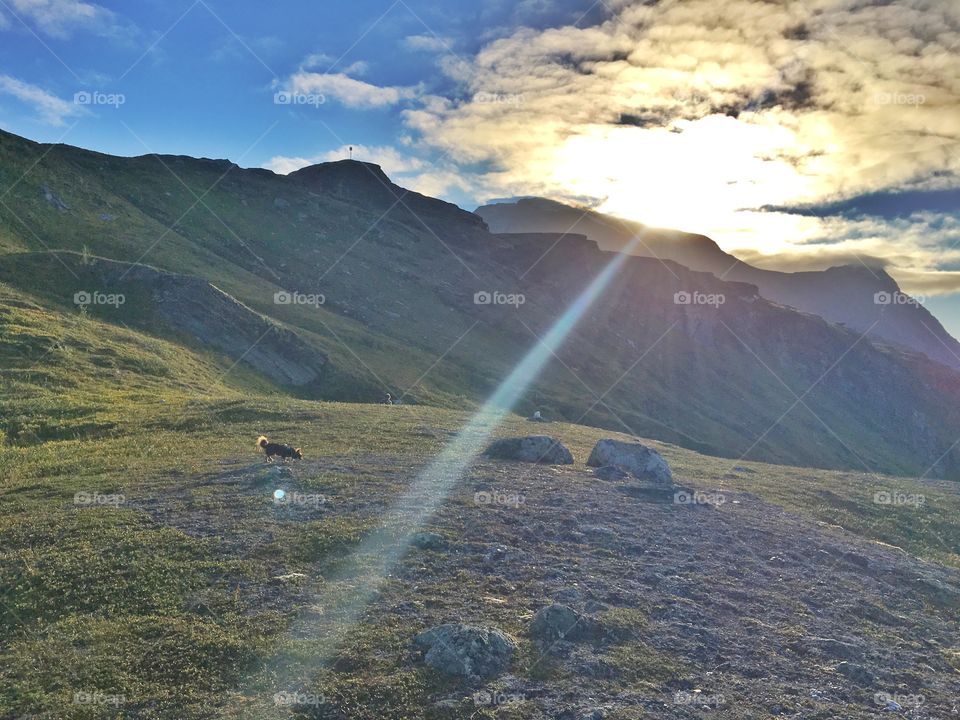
[403,34,455,53]
[300,53,369,76]
[0,74,86,125]
[263,144,426,176]
[386,0,960,283]
[4,0,121,38]
[283,71,417,109]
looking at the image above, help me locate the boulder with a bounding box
[593,465,629,481]
[835,661,875,686]
[587,439,672,485]
[530,604,597,643]
[413,624,516,680]
[484,436,574,465]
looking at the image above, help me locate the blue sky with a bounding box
[2,0,959,335]
[0,1,465,173]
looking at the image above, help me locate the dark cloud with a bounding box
[761,187,960,220]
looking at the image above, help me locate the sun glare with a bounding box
[548,114,818,255]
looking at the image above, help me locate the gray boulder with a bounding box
[531,604,589,642]
[587,439,672,485]
[413,624,516,680]
[593,465,629,481]
[484,436,573,465]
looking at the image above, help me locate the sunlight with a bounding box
[547,114,819,253]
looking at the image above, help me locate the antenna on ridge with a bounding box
[348,145,353,160]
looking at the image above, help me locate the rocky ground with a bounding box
[126,439,960,719]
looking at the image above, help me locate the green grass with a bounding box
[3,377,959,718]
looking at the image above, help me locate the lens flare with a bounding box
[247,237,642,703]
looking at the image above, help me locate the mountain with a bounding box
[3,128,960,477]
[476,197,960,369]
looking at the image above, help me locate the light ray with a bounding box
[241,236,641,714]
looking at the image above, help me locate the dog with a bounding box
[256,435,303,462]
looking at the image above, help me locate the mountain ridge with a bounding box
[3,127,960,477]
[476,197,960,369]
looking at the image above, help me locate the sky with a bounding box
[1,0,959,332]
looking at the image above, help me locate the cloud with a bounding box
[403,34,455,53]
[300,53,369,76]
[282,71,418,109]
[3,0,122,38]
[263,144,426,176]
[383,0,960,285]
[0,74,86,125]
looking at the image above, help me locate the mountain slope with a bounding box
[476,197,960,369]
[3,128,960,477]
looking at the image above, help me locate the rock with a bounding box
[527,410,549,422]
[270,572,308,584]
[41,185,69,211]
[593,465,629,481]
[530,604,595,643]
[273,196,291,208]
[835,661,875,685]
[252,464,295,485]
[842,551,870,569]
[99,213,115,221]
[484,436,574,465]
[587,439,672,484]
[413,624,516,680]
[411,531,448,550]
[581,525,618,547]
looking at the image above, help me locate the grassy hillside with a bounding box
[1,291,959,718]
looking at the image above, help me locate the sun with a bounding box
[547,114,819,256]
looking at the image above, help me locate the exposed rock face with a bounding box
[79,255,327,387]
[413,624,516,680]
[41,185,69,211]
[587,439,673,485]
[484,436,574,464]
